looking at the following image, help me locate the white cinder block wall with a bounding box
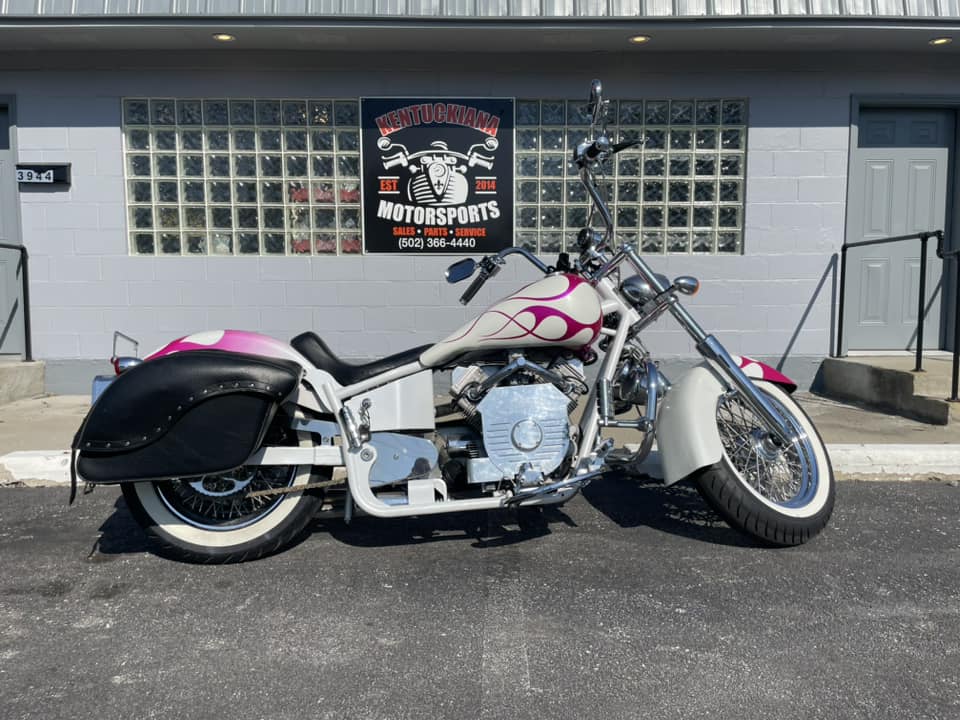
[3,51,954,391]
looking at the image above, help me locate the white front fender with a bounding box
[656,363,725,486]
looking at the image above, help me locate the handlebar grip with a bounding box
[611,139,642,153]
[460,271,488,305]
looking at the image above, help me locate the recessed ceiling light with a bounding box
[212,33,236,42]
[628,35,651,45]
[930,37,953,46]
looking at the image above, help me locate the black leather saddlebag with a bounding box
[75,350,302,484]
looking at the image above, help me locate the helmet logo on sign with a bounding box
[377,137,498,208]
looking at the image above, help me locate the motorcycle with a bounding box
[71,80,834,563]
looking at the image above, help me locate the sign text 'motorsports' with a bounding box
[361,97,514,254]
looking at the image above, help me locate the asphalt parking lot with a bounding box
[1,477,958,720]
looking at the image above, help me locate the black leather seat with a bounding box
[291,332,431,386]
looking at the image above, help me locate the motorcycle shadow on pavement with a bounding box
[91,497,152,558]
[92,472,751,559]
[319,503,577,550]
[322,471,753,550]
[580,471,754,548]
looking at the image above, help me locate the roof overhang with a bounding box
[0,17,957,54]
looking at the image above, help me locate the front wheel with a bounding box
[693,381,835,546]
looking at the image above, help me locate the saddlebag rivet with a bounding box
[105,442,111,448]
[124,441,130,447]
[188,396,194,401]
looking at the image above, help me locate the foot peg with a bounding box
[504,468,606,507]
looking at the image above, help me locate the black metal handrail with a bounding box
[0,242,32,362]
[836,230,943,375]
[936,238,960,402]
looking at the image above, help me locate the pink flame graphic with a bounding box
[445,274,601,348]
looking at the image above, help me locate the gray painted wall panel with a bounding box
[342,0,373,11]
[139,0,174,12]
[204,0,242,12]
[274,0,309,12]
[407,0,441,12]
[575,0,607,14]
[3,0,38,13]
[808,0,839,12]
[938,0,959,14]
[841,0,871,12]
[40,0,73,12]
[509,0,539,11]
[375,0,404,12]
[608,0,640,12]
[776,0,808,13]
[744,0,776,12]
[713,0,744,14]
[75,0,104,12]
[873,0,905,14]
[541,0,574,13]
[676,0,709,14]
[476,0,510,14]
[104,0,130,11]
[903,0,935,14]
[643,0,673,15]
[306,0,339,10]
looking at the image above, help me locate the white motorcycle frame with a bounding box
[241,262,749,518]
[237,79,800,519]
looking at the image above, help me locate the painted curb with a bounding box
[2,444,959,487]
[0,450,72,486]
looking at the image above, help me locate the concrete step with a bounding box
[818,357,959,425]
[0,361,45,407]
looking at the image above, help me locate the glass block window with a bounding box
[123,98,361,255]
[515,98,748,255]
[124,96,746,257]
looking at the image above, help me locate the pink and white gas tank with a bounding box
[420,273,602,367]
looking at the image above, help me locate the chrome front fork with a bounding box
[621,244,797,446]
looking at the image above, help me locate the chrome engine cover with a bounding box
[476,384,571,479]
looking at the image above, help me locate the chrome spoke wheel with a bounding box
[716,389,818,510]
[156,464,297,531]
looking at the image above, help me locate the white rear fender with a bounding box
[656,364,726,487]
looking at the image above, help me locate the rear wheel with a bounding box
[693,381,834,546]
[121,414,323,563]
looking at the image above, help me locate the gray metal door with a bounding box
[844,108,954,351]
[0,104,24,356]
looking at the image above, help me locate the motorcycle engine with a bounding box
[446,358,586,486]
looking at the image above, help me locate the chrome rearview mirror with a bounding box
[673,276,701,296]
[445,258,477,284]
[587,79,603,124]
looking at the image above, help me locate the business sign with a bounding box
[360,98,514,254]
